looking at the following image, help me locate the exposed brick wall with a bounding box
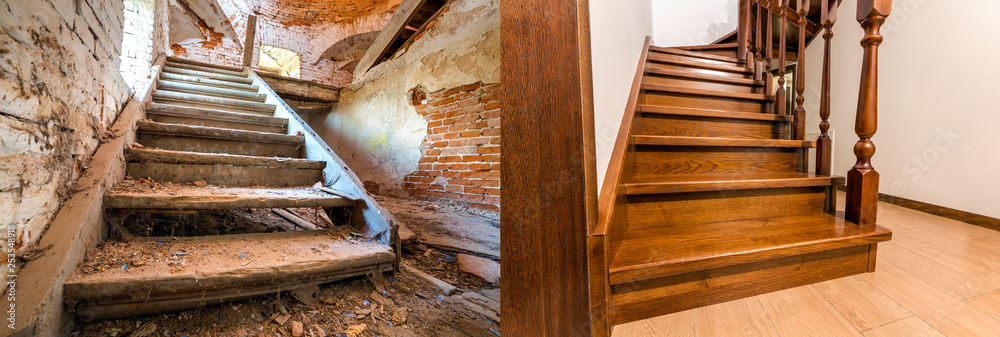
[404,82,501,212]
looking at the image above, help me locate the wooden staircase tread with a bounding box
[642,84,773,101]
[674,43,739,50]
[647,54,751,74]
[104,184,355,209]
[146,103,288,127]
[608,213,892,285]
[166,56,245,73]
[153,90,276,112]
[638,105,793,122]
[159,72,260,92]
[157,80,267,102]
[162,67,254,84]
[127,147,326,169]
[633,135,816,148]
[625,172,839,195]
[645,67,764,86]
[165,61,247,78]
[65,231,393,319]
[649,46,742,64]
[136,120,303,144]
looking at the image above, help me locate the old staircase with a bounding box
[592,0,895,331]
[62,57,397,320]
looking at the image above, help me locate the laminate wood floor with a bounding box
[614,192,1000,337]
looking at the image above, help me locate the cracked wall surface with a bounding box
[0,0,130,280]
[309,0,499,205]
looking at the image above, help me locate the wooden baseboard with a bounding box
[835,185,1000,232]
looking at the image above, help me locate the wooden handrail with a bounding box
[846,0,891,226]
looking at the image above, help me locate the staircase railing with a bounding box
[738,0,891,226]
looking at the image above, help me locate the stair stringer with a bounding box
[248,72,398,248]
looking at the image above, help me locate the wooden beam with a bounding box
[255,72,341,103]
[355,0,429,76]
[501,0,595,335]
[243,14,257,68]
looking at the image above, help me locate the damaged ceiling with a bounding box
[168,0,243,48]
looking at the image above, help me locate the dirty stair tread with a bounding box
[159,73,260,92]
[625,172,841,195]
[64,231,394,319]
[638,105,793,122]
[145,103,288,127]
[649,45,742,64]
[127,147,326,169]
[166,56,245,74]
[136,120,302,144]
[152,90,276,112]
[643,84,774,101]
[633,135,816,148]
[645,67,764,86]
[608,213,892,285]
[157,80,267,102]
[164,61,248,78]
[161,67,255,84]
[648,54,752,74]
[104,184,355,209]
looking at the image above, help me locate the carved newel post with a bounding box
[846,0,891,226]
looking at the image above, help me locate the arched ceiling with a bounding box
[258,0,401,27]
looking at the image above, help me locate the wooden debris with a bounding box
[457,254,500,284]
[290,321,304,336]
[370,291,395,306]
[128,322,156,337]
[392,307,409,325]
[273,209,320,230]
[401,263,458,296]
[344,323,366,337]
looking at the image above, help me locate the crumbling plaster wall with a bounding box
[0,0,130,279]
[311,0,499,201]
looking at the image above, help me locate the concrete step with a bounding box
[162,66,254,84]
[152,90,276,114]
[125,147,324,187]
[160,72,260,92]
[165,61,247,78]
[157,80,267,103]
[136,120,304,158]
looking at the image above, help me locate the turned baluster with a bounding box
[754,1,764,82]
[792,0,809,139]
[775,0,788,116]
[741,0,754,70]
[846,0,892,226]
[816,0,837,175]
[764,1,775,97]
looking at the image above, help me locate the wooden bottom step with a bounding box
[609,213,890,324]
[65,231,394,320]
[104,182,355,210]
[126,148,324,187]
[626,172,840,195]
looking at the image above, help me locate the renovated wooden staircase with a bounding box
[592,0,895,331]
[63,57,396,320]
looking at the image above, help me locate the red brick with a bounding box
[446,185,464,192]
[419,157,437,163]
[448,178,472,186]
[476,179,500,188]
[462,155,484,162]
[482,128,500,137]
[482,110,500,119]
[470,203,500,212]
[485,188,500,196]
[458,146,479,155]
[461,130,481,138]
[481,154,500,162]
[430,184,445,191]
[432,163,449,170]
[427,120,443,128]
[450,164,469,171]
[469,163,491,171]
[439,155,462,163]
[464,187,486,194]
[484,101,501,110]
[460,82,482,92]
[425,149,441,156]
[442,132,460,140]
[443,171,462,178]
[478,146,500,154]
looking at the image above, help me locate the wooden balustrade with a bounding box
[846,0,892,226]
[735,0,892,226]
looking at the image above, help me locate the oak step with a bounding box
[160,72,260,92]
[152,90,276,114]
[643,84,773,102]
[626,172,839,195]
[649,45,742,64]
[610,213,889,285]
[645,67,763,88]
[126,148,324,187]
[157,80,267,102]
[65,231,393,320]
[136,120,304,158]
[162,66,254,84]
[146,102,288,134]
[104,184,354,209]
[638,105,792,122]
[648,53,750,73]
[165,61,247,78]
[166,56,245,74]
[638,109,789,139]
[633,136,815,148]
[674,43,739,51]
[642,84,771,113]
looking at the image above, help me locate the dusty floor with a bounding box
[71,196,501,336]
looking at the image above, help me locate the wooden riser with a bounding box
[648,52,740,67]
[126,162,322,187]
[649,46,741,64]
[645,73,760,94]
[674,43,739,59]
[643,92,768,114]
[137,134,303,158]
[164,61,247,78]
[647,62,752,79]
[639,114,787,139]
[625,187,828,229]
[147,114,285,134]
[634,146,804,176]
[610,244,877,325]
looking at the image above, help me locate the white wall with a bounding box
[651,0,737,47]
[804,0,1000,218]
[590,0,654,187]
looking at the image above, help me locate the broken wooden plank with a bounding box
[273,209,321,230]
[317,186,362,202]
[401,263,458,296]
[256,72,340,103]
[127,148,325,169]
[125,162,322,187]
[354,0,429,76]
[422,236,500,260]
[243,14,257,67]
[452,296,501,323]
[105,186,354,209]
[136,120,302,144]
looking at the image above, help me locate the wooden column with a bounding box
[846,0,892,226]
[242,14,257,68]
[816,0,837,175]
[775,0,788,115]
[792,0,809,139]
[501,0,596,335]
